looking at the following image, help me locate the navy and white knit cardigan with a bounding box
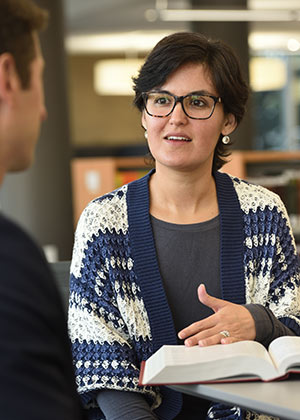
[68,170,300,420]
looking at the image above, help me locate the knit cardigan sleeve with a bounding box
[232,177,300,335]
[68,186,160,420]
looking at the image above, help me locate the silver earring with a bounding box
[144,130,148,140]
[222,135,230,145]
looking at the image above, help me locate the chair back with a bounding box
[49,260,71,313]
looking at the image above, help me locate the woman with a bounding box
[68,32,300,420]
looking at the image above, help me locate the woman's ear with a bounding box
[222,113,237,136]
[141,111,147,131]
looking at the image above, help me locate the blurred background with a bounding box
[2,0,300,260]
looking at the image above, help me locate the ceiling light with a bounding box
[287,38,300,52]
[65,31,175,54]
[158,9,300,22]
[94,58,144,96]
[250,57,287,92]
[249,32,300,51]
[144,9,159,22]
[248,0,300,10]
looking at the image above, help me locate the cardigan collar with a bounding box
[128,169,245,350]
[128,170,245,343]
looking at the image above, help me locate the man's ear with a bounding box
[0,53,20,104]
[222,113,237,136]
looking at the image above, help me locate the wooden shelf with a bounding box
[222,150,300,179]
[71,156,150,225]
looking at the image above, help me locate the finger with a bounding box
[220,336,240,345]
[178,315,217,340]
[198,333,241,347]
[183,323,226,346]
[197,331,229,347]
[197,284,228,313]
[183,330,214,347]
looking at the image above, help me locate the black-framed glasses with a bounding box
[142,91,222,120]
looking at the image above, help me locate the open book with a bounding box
[139,336,300,385]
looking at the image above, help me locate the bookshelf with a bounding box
[71,156,150,225]
[71,152,300,237]
[221,150,300,179]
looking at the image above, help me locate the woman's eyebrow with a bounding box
[189,90,216,96]
[150,89,217,97]
[150,89,171,94]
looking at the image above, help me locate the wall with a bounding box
[68,55,144,147]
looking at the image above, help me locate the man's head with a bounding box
[0,0,48,175]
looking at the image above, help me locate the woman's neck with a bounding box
[149,166,219,224]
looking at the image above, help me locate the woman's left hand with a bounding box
[178,284,256,347]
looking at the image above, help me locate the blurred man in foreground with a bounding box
[0,1,84,418]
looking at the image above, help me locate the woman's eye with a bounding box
[154,96,171,105]
[190,96,206,107]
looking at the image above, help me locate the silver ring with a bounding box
[220,330,230,338]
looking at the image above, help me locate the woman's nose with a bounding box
[169,101,188,124]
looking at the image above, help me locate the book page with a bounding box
[269,336,300,374]
[164,342,268,365]
[142,341,279,384]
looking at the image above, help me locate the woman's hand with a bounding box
[178,284,256,346]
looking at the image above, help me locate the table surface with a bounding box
[171,378,300,420]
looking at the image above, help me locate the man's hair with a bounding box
[0,0,48,88]
[133,32,249,171]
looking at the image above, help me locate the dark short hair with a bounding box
[0,0,48,88]
[133,32,249,171]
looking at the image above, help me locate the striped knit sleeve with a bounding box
[233,177,300,335]
[68,187,160,418]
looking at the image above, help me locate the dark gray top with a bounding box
[151,215,221,335]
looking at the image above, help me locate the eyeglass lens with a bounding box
[145,92,217,119]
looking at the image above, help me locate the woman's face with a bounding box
[142,62,236,174]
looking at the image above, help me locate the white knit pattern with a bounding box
[232,178,285,215]
[71,185,128,279]
[68,299,129,345]
[114,279,152,340]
